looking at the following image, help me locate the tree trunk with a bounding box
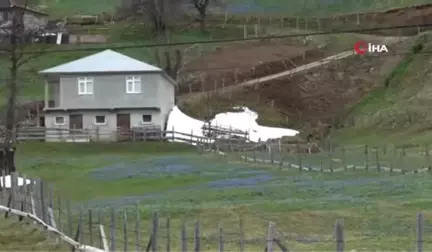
[199,10,206,32]
[5,30,18,143]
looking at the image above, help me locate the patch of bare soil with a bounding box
[181,40,409,138]
[179,41,327,94]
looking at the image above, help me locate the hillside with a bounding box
[39,0,432,17]
[179,35,415,137]
[336,32,432,144]
[0,218,69,251]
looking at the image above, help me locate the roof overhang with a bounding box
[39,70,164,75]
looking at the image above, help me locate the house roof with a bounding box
[39,49,163,74]
[0,0,48,15]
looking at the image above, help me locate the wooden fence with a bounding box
[15,126,252,145]
[0,171,428,251]
[231,143,432,175]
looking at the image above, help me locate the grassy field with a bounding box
[0,218,70,250]
[226,0,432,16]
[40,0,432,16]
[11,141,432,251]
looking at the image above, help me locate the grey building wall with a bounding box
[58,73,171,109]
[0,9,47,30]
[23,11,47,30]
[45,109,164,142]
[48,81,60,107]
[157,75,175,130]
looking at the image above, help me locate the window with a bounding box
[94,115,106,125]
[126,76,142,94]
[142,114,152,123]
[54,116,65,125]
[78,77,94,95]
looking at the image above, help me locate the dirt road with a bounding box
[179,50,354,102]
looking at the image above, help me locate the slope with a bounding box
[180,35,414,139]
[336,32,432,144]
[0,218,69,251]
[38,0,431,17]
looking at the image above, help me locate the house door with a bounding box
[116,113,130,129]
[69,114,83,129]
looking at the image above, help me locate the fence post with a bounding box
[123,210,128,252]
[172,126,175,141]
[40,179,47,223]
[417,212,424,252]
[67,200,72,237]
[22,174,28,214]
[151,212,159,252]
[0,170,4,205]
[194,220,200,252]
[135,204,141,252]
[270,145,274,165]
[89,209,93,246]
[365,145,369,171]
[267,221,275,252]
[401,147,406,174]
[79,207,83,243]
[342,147,347,171]
[375,147,381,172]
[219,222,224,252]
[335,220,344,252]
[181,220,187,252]
[110,208,116,252]
[11,172,17,210]
[239,216,244,252]
[57,196,62,233]
[98,209,104,249]
[166,217,171,252]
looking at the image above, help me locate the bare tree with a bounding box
[120,0,182,37]
[192,0,210,32]
[0,0,46,142]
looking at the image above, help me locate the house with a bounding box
[0,0,48,32]
[39,49,176,141]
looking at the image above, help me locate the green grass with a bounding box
[38,0,432,17]
[0,218,70,251]
[335,33,432,144]
[12,141,432,251]
[16,142,194,200]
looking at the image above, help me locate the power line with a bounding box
[18,23,432,54]
[0,48,430,81]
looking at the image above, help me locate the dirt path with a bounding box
[179,50,354,102]
[179,36,407,103]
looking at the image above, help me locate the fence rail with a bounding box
[15,126,251,144]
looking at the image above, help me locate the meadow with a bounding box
[12,141,432,251]
[42,0,432,17]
